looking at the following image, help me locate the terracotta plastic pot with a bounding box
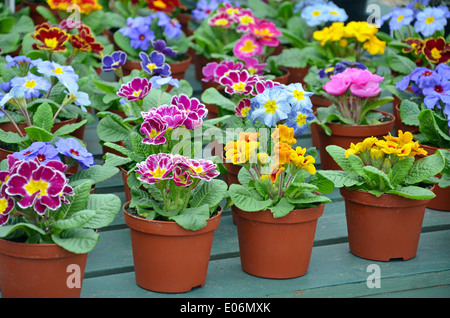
[418,144,450,211]
[393,96,419,134]
[286,65,310,85]
[234,204,324,279]
[315,110,395,170]
[123,202,222,293]
[0,240,88,298]
[272,67,290,85]
[340,187,434,261]
[120,166,132,203]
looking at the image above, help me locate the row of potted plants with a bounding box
[0,0,449,297]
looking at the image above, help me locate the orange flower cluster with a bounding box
[47,0,102,15]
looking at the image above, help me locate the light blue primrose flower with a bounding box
[36,60,79,90]
[154,12,182,38]
[10,73,51,99]
[249,86,291,128]
[414,7,447,37]
[381,7,414,30]
[64,81,91,112]
[281,83,313,111]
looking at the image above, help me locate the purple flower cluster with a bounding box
[0,155,74,225]
[135,153,219,188]
[318,60,367,79]
[140,94,208,145]
[396,64,450,125]
[12,139,94,170]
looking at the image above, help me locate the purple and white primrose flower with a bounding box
[5,158,74,215]
[117,77,153,101]
[139,51,171,77]
[140,113,169,145]
[143,104,187,130]
[135,153,174,184]
[178,158,220,181]
[219,70,257,95]
[171,94,208,130]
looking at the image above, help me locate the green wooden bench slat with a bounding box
[80,230,450,298]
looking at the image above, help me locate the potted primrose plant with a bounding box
[317,131,449,261]
[0,152,121,298]
[311,66,394,170]
[105,91,227,293]
[224,84,332,279]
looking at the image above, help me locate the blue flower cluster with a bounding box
[381,3,449,36]
[119,12,182,51]
[295,0,348,27]
[248,83,315,135]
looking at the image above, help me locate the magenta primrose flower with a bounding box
[202,59,244,83]
[179,158,220,181]
[117,77,152,101]
[140,113,168,145]
[219,70,258,95]
[151,104,187,129]
[171,94,208,130]
[5,158,74,215]
[208,12,233,28]
[233,34,263,60]
[235,8,256,32]
[135,153,174,184]
[248,19,282,47]
[235,98,251,118]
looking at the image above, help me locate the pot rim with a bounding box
[123,201,222,236]
[234,203,325,224]
[340,186,435,208]
[0,238,87,259]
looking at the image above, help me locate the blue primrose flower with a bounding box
[128,25,155,51]
[154,12,182,38]
[286,107,315,136]
[152,40,177,58]
[149,75,179,89]
[10,73,51,99]
[414,7,447,37]
[192,0,221,21]
[12,142,61,164]
[55,137,95,169]
[119,16,153,38]
[139,51,171,76]
[36,60,79,90]
[249,86,292,128]
[64,81,91,112]
[282,83,313,111]
[102,51,127,72]
[381,7,414,31]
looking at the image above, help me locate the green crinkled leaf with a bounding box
[190,179,227,212]
[97,116,131,142]
[404,152,445,185]
[325,145,359,176]
[24,126,53,142]
[389,156,414,187]
[169,204,210,231]
[53,119,87,137]
[63,181,92,216]
[437,149,450,188]
[52,210,96,230]
[417,109,450,148]
[51,229,99,254]
[103,152,132,167]
[386,48,417,74]
[286,191,331,205]
[399,100,420,126]
[362,165,392,190]
[201,87,236,112]
[229,184,273,212]
[0,223,46,238]
[316,170,363,188]
[0,129,27,144]
[69,165,119,186]
[82,194,122,229]
[387,186,436,200]
[33,102,54,132]
[270,197,295,218]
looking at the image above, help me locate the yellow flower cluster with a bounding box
[313,21,386,55]
[47,0,103,15]
[345,131,427,164]
[224,125,316,183]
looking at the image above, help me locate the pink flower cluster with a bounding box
[140,94,208,145]
[135,153,219,187]
[0,156,74,225]
[207,3,281,60]
[202,58,266,83]
[323,68,384,98]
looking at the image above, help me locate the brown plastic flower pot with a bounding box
[340,187,434,261]
[123,202,222,293]
[235,204,324,279]
[0,240,88,298]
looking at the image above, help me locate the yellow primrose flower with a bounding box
[370,147,384,160]
[345,142,364,157]
[290,147,316,175]
[271,124,296,146]
[269,165,285,183]
[224,139,259,165]
[257,152,269,165]
[344,21,378,43]
[363,35,386,55]
[274,142,292,166]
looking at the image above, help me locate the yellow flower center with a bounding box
[44,37,59,49]
[193,166,203,173]
[149,129,159,139]
[312,10,321,17]
[431,47,442,59]
[254,28,273,37]
[25,179,49,197]
[293,89,305,101]
[264,100,277,114]
[151,167,166,179]
[397,15,404,22]
[296,113,307,127]
[0,198,8,214]
[214,19,229,26]
[241,107,250,117]
[232,82,246,91]
[239,15,254,25]
[147,63,156,72]
[52,67,64,74]
[133,90,142,97]
[329,10,338,16]
[425,16,434,24]
[25,80,37,89]
[154,0,167,8]
[240,39,257,53]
